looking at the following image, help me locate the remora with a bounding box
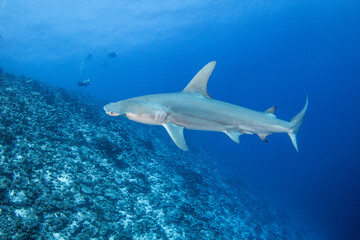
[104,61,308,151]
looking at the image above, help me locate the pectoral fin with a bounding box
[225,131,243,144]
[163,123,188,151]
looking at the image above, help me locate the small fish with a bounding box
[108,52,117,58]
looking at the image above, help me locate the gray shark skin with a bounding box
[104,62,308,151]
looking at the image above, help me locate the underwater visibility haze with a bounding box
[0,0,360,239]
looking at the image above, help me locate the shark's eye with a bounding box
[108,111,122,116]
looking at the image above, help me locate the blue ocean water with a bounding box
[0,0,359,239]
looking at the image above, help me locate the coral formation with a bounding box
[0,69,305,239]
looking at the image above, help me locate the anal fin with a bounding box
[258,133,272,142]
[163,123,188,151]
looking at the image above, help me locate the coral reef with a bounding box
[0,69,305,239]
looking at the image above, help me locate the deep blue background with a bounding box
[1,1,359,239]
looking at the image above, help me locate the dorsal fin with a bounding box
[182,61,216,98]
[265,106,276,115]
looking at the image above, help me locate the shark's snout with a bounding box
[104,103,123,117]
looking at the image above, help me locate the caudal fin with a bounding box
[288,95,308,152]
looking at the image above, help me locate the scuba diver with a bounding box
[78,78,90,87]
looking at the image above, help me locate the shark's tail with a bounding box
[288,95,308,152]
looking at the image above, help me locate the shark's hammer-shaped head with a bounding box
[104,97,168,125]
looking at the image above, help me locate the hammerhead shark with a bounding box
[104,62,308,151]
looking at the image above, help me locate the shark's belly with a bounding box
[170,113,229,131]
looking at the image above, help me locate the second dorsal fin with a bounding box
[265,106,276,118]
[265,106,276,115]
[182,61,216,98]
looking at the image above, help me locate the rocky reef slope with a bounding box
[0,69,304,239]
